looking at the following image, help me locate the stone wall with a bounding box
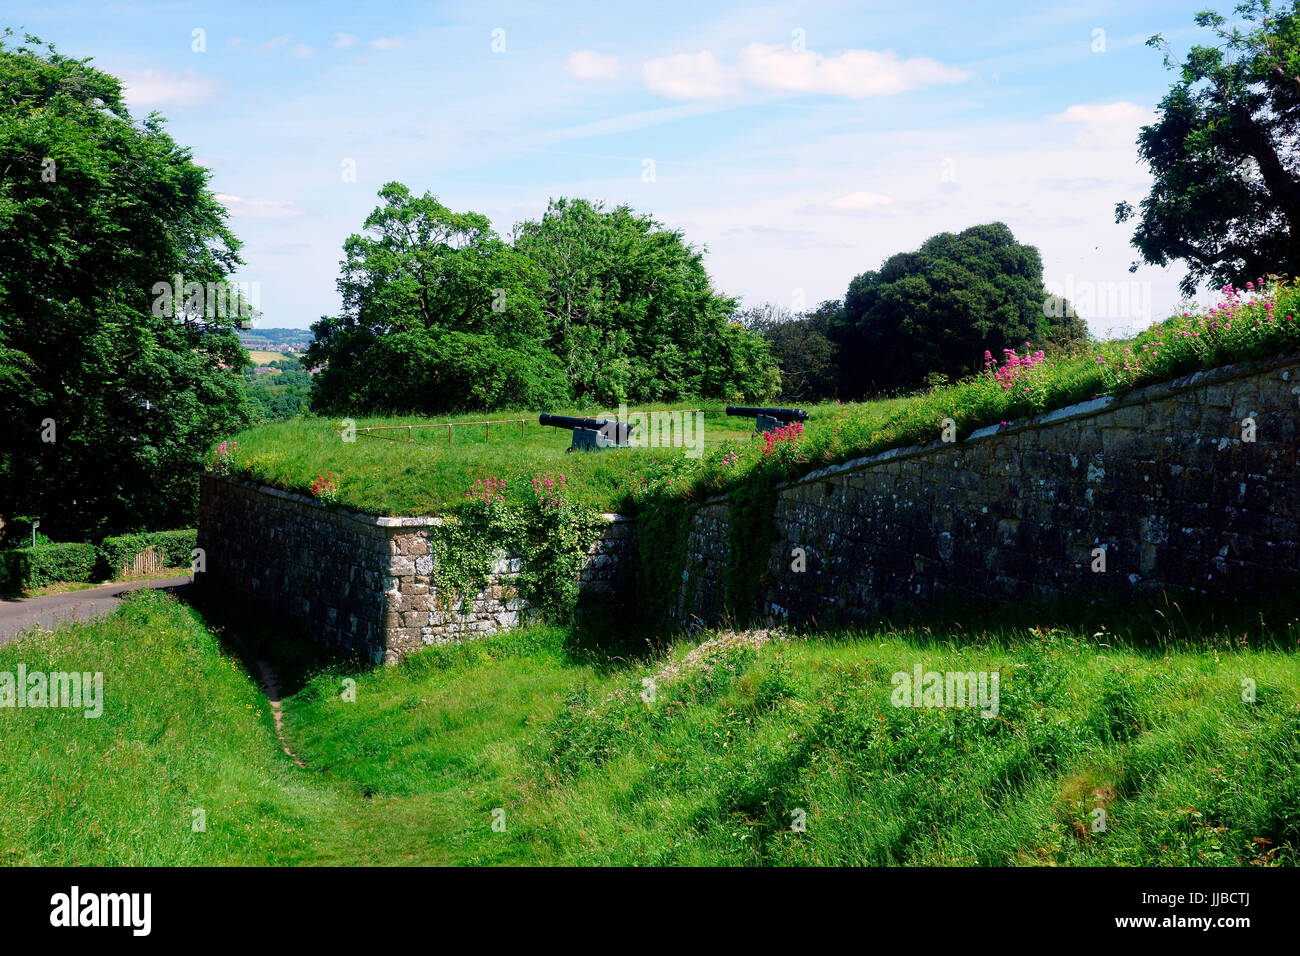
[196,474,638,663]
[677,352,1300,626]
[199,353,1300,659]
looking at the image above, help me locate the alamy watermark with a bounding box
[1043,275,1152,324]
[614,403,706,459]
[0,665,103,718]
[891,664,1000,718]
[151,274,260,323]
[50,886,150,936]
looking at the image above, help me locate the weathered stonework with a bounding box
[197,475,638,663]
[678,352,1300,625]
[199,353,1300,660]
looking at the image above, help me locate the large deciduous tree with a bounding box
[309,191,780,413]
[0,33,249,538]
[828,222,1086,396]
[512,197,778,405]
[1117,1,1300,294]
[306,183,568,414]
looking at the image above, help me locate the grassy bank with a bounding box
[3,590,1296,866]
[0,589,337,865]
[222,281,1300,517]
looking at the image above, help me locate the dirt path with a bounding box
[256,659,307,768]
[0,576,192,645]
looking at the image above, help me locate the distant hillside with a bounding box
[238,327,313,353]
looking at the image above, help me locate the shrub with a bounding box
[97,530,197,579]
[0,542,97,593]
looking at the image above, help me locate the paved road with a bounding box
[0,576,192,646]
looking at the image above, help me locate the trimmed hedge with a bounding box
[0,543,98,594]
[0,530,196,594]
[97,530,197,579]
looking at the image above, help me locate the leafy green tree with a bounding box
[512,197,778,404]
[306,183,566,414]
[1116,1,1300,295]
[0,32,249,537]
[829,223,1086,396]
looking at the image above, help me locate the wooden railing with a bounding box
[354,409,707,445]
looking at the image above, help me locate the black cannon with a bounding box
[539,413,635,452]
[725,405,809,434]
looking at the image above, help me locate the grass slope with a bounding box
[0,590,338,865]
[4,590,1295,866]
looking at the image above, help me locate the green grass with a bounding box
[247,349,295,364]
[4,589,1297,866]
[224,281,1300,517]
[224,402,764,515]
[0,589,338,865]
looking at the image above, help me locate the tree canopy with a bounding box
[306,190,779,414]
[305,183,565,414]
[0,32,249,538]
[1117,1,1300,294]
[828,222,1087,396]
[739,300,842,402]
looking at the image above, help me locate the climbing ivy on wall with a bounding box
[427,499,514,614]
[427,477,605,622]
[514,497,606,619]
[633,491,692,627]
[724,476,778,621]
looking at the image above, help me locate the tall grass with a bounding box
[3,590,1297,865]
[0,589,335,865]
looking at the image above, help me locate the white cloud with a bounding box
[565,50,621,81]
[216,194,305,218]
[333,33,359,50]
[289,43,315,59]
[1051,102,1154,147]
[829,191,894,209]
[642,51,741,100]
[370,37,404,51]
[258,35,292,54]
[738,43,970,98]
[120,69,218,108]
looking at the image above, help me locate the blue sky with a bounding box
[10,1,1219,334]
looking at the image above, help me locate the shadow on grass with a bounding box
[769,586,1300,654]
[182,585,673,692]
[183,587,366,696]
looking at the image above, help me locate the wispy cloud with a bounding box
[1051,102,1154,146]
[565,50,621,81]
[370,36,404,51]
[333,33,359,50]
[258,35,292,54]
[828,191,895,210]
[216,195,305,218]
[643,50,741,99]
[642,43,970,100]
[289,43,315,59]
[120,68,218,108]
[738,43,970,98]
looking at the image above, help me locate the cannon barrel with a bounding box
[538,414,634,443]
[725,405,809,423]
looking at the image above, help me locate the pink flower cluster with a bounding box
[1096,278,1294,382]
[719,450,741,468]
[212,440,238,475]
[983,343,1046,391]
[309,472,339,503]
[465,476,507,504]
[761,421,804,459]
[531,472,567,509]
